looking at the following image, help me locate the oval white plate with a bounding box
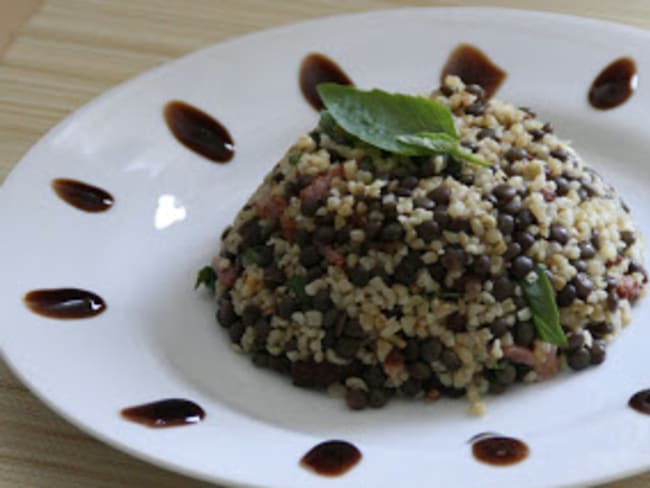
[1,7,650,488]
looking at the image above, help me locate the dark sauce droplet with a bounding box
[629,389,650,414]
[51,178,114,212]
[164,101,234,163]
[121,399,205,428]
[300,440,361,477]
[441,44,507,99]
[589,57,637,110]
[471,435,529,466]
[24,288,106,319]
[299,53,354,111]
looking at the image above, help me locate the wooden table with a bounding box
[1,1,649,486]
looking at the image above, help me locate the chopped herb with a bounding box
[489,359,507,371]
[285,275,312,306]
[289,152,301,165]
[194,266,217,292]
[316,83,491,167]
[426,290,461,300]
[519,264,568,347]
[438,290,462,299]
[359,155,374,171]
[242,245,265,266]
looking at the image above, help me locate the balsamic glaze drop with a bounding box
[51,178,114,212]
[24,288,106,319]
[588,57,637,110]
[300,440,362,476]
[629,389,650,414]
[164,101,234,163]
[471,435,529,466]
[121,398,205,428]
[299,53,354,111]
[441,44,507,99]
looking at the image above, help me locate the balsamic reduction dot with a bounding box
[299,53,354,111]
[24,288,106,319]
[471,435,529,466]
[589,57,637,110]
[300,440,361,476]
[441,44,507,99]
[164,101,234,163]
[52,179,114,212]
[121,399,205,427]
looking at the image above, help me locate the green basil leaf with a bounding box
[397,132,458,153]
[450,145,492,168]
[519,264,568,347]
[195,266,217,292]
[531,315,567,349]
[398,132,492,167]
[317,83,457,155]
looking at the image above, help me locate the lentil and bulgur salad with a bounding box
[199,76,647,414]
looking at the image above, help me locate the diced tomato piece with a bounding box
[541,188,555,202]
[257,194,286,219]
[281,215,295,242]
[617,275,642,301]
[502,345,558,380]
[382,348,405,377]
[215,263,238,288]
[319,245,345,267]
[300,176,331,201]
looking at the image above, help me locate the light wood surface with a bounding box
[0,0,42,57]
[1,1,649,486]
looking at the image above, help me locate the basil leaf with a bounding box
[318,110,357,145]
[451,145,492,168]
[531,315,567,348]
[519,264,568,347]
[195,266,217,292]
[317,83,457,155]
[397,132,458,153]
[397,132,492,167]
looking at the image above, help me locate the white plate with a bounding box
[1,7,650,488]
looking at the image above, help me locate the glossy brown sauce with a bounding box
[299,53,354,111]
[51,178,114,212]
[300,440,361,476]
[629,389,650,414]
[164,101,234,163]
[121,399,205,427]
[24,288,106,319]
[441,44,507,99]
[471,435,529,466]
[588,57,637,109]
